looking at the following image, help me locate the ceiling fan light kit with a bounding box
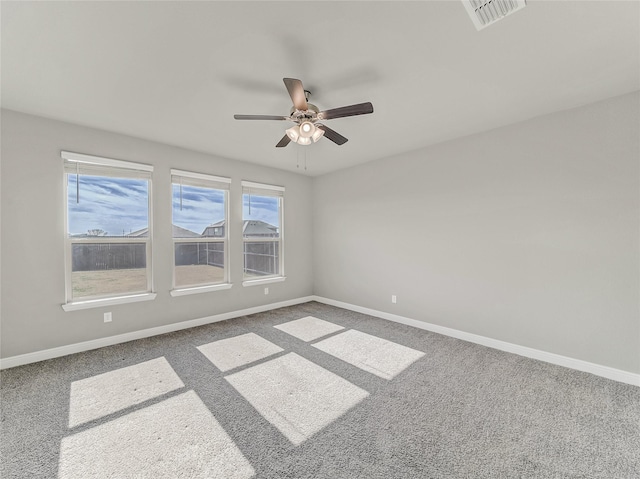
[286,122,325,145]
[311,127,325,143]
[234,78,374,148]
[285,125,300,142]
[299,121,314,138]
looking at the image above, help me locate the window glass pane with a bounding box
[172,184,225,237]
[71,243,147,299]
[243,193,281,278]
[243,241,280,278]
[174,243,225,288]
[242,194,280,232]
[172,182,227,288]
[67,175,149,237]
[67,173,150,301]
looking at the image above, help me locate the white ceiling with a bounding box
[2,1,638,176]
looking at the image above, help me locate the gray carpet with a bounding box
[1,301,639,478]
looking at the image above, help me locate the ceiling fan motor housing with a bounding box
[290,103,319,121]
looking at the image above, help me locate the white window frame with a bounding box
[170,169,232,296]
[241,180,285,286]
[61,151,155,311]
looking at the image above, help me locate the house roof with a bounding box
[201,219,278,236]
[172,225,201,238]
[208,219,225,228]
[201,220,225,236]
[242,220,278,236]
[124,225,201,238]
[127,227,149,237]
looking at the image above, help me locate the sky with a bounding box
[67,174,279,236]
[172,184,225,234]
[242,194,279,227]
[67,175,149,236]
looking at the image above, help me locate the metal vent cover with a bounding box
[462,0,527,30]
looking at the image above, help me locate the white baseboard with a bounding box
[0,296,314,370]
[3,295,638,387]
[311,296,640,387]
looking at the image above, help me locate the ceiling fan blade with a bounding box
[317,102,374,120]
[275,135,291,148]
[283,78,308,111]
[317,124,348,145]
[234,114,289,120]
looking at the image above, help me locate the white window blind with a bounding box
[62,151,153,179]
[171,169,230,191]
[241,180,284,197]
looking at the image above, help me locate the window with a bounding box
[63,151,154,308]
[242,181,284,284]
[171,170,230,294]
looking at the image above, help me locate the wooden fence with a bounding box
[72,243,146,271]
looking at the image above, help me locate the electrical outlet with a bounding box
[104,312,112,323]
[264,287,269,295]
[391,295,397,304]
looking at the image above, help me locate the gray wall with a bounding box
[1,109,313,358]
[313,92,640,374]
[3,92,639,375]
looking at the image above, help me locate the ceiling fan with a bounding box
[234,78,374,147]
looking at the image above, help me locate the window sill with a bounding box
[62,293,157,312]
[170,283,233,297]
[242,276,286,287]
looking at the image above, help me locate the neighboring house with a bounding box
[201,220,278,238]
[127,227,149,237]
[201,219,225,237]
[201,220,279,276]
[127,225,201,238]
[171,225,201,238]
[243,220,278,237]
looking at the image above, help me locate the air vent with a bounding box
[462,0,526,30]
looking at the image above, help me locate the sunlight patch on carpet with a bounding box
[59,390,255,479]
[313,329,425,380]
[274,316,344,341]
[198,332,283,372]
[225,352,368,445]
[68,357,184,427]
